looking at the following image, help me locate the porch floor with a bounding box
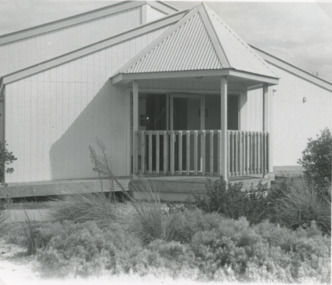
[0,175,270,201]
[130,175,271,202]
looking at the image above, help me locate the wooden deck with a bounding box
[130,175,271,202]
[1,175,270,202]
[0,177,131,199]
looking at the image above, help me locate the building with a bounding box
[0,1,331,197]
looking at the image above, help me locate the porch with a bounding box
[134,130,269,178]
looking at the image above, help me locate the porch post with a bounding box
[263,84,273,174]
[133,80,139,176]
[220,77,228,181]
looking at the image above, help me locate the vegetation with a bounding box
[0,140,17,183]
[3,205,330,283]
[193,177,330,235]
[298,128,332,195]
[1,138,330,282]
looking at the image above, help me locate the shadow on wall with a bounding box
[49,81,130,180]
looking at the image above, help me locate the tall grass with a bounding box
[275,180,331,234]
[121,179,183,244]
[50,193,118,228]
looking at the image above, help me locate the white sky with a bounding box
[0,0,331,82]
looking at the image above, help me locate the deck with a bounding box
[0,175,270,201]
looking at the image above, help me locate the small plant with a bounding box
[0,141,17,183]
[298,128,332,195]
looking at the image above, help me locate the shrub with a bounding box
[0,141,17,183]
[36,220,138,277]
[50,193,119,228]
[298,128,332,194]
[273,180,331,235]
[0,194,11,230]
[193,177,271,224]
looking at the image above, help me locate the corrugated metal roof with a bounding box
[124,9,223,73]
[118,3,277,78]
[205,6,276,78]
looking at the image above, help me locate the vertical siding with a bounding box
[268,65,332,167]
[5,27,168,183]
[0,8,141,77]
[239,88,263,132]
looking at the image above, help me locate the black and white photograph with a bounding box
[0,0,331,284]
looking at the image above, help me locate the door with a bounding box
[171,95,204,172]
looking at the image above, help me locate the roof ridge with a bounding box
[0,1,159,46]
[250,44,332,87]
[203,4,276,76]
[0,9,187,91]
[116,6,199,74]
[199,3,230,68]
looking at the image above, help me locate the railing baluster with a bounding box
[218,131,221,176]
[186,130,190,175]
[141,131,145,175]
[156,131,160,175]
[201,131,206,175]
[148,132,153,174]
[170,132,175,175]
[179,131,183,175]
[163,131,168,175]
[194,131,198,175]
[210,131,214,175]
[134,131,139,175]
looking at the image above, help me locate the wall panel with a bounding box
[0,8,141,77]
[5,26,168,183]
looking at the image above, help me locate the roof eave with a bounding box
[111,69,279,85]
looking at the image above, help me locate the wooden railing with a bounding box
[134,130,269,177]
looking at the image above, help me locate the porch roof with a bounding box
[112,3,278,85]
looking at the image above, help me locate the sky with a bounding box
[0,0,331,82]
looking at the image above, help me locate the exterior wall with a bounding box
[239,65,332,168]
[146,5,168,22]
[5,27,168,183]
[0,7,141,77]
[269,64,332,167]
[239,88,264,132]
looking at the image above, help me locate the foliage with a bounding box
[298,128,332,194]
[35,220,137,277]
[273,180,331,235]
[193,177,274,224]
[0,194,11,230]
[50,193,118,228]
[0,141,17,183]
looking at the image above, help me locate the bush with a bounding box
[0,194,11,230]
[298,128,332,194]
[0,141,17,183]
[193,177,272,224]
[36,220,137,277]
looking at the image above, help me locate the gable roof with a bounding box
[114,3,276,79]
[251,45,332,92]
[0,9,188,94]
[0,1,178,46]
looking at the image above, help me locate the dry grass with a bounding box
[275,180,331,234]
[122,180,183,244]
[50,193,119,228]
